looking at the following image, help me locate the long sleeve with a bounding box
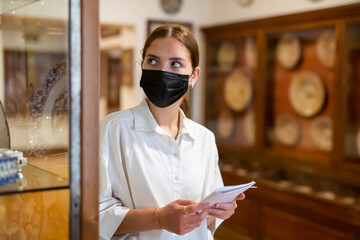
[99,118,131,240]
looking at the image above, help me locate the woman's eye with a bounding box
[172,61,181,68]
[147,58,157,65]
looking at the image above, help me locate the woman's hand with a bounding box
[207,193,245,220]
[157,199,210,235]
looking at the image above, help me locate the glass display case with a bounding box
[206,35,257,149]
[0,0,99,239]
[0,0,69,192]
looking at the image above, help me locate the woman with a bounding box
[99,23,245,240]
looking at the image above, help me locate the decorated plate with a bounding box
[217,109,235,140]
[224,69,253,112]
[275,34,302,69]
[289,70,326,117]
[316,30,336,69]
[217,41,237,71]
[29,61,68,155]
[311,116,333,152]
[275,113,301,147]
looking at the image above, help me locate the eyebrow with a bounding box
[146,54,186,62]
[146,54,160,60]
[169,57,186,62]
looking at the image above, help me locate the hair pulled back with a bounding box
[142,23,199,68]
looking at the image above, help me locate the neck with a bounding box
[146,99,181,139]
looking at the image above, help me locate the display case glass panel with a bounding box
[0,0,69,193]
[264,27,335,163]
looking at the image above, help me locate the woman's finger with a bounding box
[208,207,233,219]
[182,202,209,215]
[211,201,237,211]
[234,193,246,200]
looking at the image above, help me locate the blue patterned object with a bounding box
[0,153,19,186]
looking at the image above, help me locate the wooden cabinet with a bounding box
[202,3,360,240]
[215,171,360,240]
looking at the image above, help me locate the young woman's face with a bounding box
[142,37,193,76]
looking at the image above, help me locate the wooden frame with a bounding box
[69,0,100,239]
[80,0,99,239]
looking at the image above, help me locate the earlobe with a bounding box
[189,67,200,88]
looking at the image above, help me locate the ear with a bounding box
[189,67,200,87]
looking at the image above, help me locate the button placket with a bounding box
[170,138,181,199]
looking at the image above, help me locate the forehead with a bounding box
[146,37,191,60]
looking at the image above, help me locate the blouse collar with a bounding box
[132,99,195,140]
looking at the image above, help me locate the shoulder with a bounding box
[100,109,133,138]
[185,118,216,142]
[101,109,133,126]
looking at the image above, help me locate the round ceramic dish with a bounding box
[316,30,336,69]
[224,69,253,112]
[311,116,333,152]
[217,41,237,71]
[275,113,301,147]
[275,34,302,69]
[289,70,326,117]
[217,109,235,140]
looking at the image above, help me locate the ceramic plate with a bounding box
[29,61,68,155]
[316,30,336,69]
[217,41,237,71]
[289,70,326,117]
[311,116,333,152]
[224,69,253,112]
[275,113,301,147]
[217,109,235,140]
[275,34,302,69]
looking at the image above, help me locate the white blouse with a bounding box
[99,100,224,240]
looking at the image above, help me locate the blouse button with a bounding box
[174,175,180,181]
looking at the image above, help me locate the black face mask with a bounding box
[140,69,189,108]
